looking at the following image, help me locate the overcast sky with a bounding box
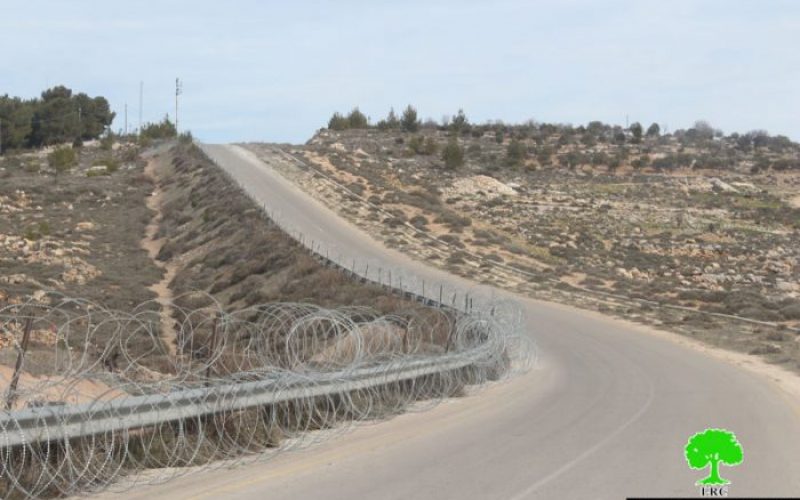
[1,0,798,143]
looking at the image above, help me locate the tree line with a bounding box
[0,86,115,152]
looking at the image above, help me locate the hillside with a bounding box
[241,117,800,371]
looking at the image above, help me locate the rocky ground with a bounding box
[0,141,159,309]
[242,126,800,371]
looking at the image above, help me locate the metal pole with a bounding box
[439,285,443,307]
[175,78,181,135]
[138,81,143,136]
[6,316,33,410]
[205,313,220,384]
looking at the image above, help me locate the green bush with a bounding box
[140,117,176,139]
[401,105,419,132]
[442,139,464,169]
[347,108,368,128]
[506,139,527,165]
[48,146,77,178]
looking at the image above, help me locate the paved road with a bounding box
[117,144,800,499]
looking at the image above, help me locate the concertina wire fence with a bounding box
[0,144,533,498]
[0,293,531,498]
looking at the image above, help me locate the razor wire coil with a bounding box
[0,293,531,499]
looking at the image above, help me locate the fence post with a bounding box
[439,285,443,308]
[445,326,455,353]
[6,316,33,410]
[205,313,221,385]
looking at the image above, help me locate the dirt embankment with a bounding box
[149,144,423,355]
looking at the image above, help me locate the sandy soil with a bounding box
[0,365,122,409]
[141,159,178,356]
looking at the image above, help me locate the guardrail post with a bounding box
[6,316,33,410]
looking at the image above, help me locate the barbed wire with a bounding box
[0,292,532,498]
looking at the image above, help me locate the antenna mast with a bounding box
[175,78,182,135]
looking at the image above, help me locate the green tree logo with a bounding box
[685,428,743,485]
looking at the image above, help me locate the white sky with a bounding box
[1,0,798,143]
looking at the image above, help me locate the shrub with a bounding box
[347,108,368,128]
[93,156,120,172]
[401,105,419,132]
[629,122,643,143]
[377,108,400,130]
[423,137,438,155]
[48,146,77,178]
[506,139,527,165]
[100,133,114,151]
[140,116,176,140]
[442,139,464,170]
[328,112,349,131]
[408,135,424,154]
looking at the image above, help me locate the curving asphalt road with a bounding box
[113,144,800,499]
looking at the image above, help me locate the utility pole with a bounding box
[138,81,143,136]
[0,117,3,156]
[175,77,182,135]
[124,104,128,136]
[77,105,82,140]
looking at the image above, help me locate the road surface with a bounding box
[110,144,800,499]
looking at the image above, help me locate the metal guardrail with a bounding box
[0,353,481,448]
